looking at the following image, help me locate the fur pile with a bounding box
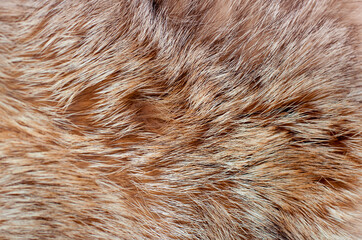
[0,0,361,239]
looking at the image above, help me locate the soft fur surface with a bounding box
[0,0,361,239]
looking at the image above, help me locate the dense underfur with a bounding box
[0,0,361,239]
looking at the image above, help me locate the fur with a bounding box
[0,0,361,239]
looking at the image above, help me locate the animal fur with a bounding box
[0,0,361,239]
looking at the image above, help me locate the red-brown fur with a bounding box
[0,0,361,239]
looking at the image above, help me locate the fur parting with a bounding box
[0,0,361,239]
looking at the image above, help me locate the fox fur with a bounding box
[0,0,361,239]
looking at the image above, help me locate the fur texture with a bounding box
[0,0,361,239]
